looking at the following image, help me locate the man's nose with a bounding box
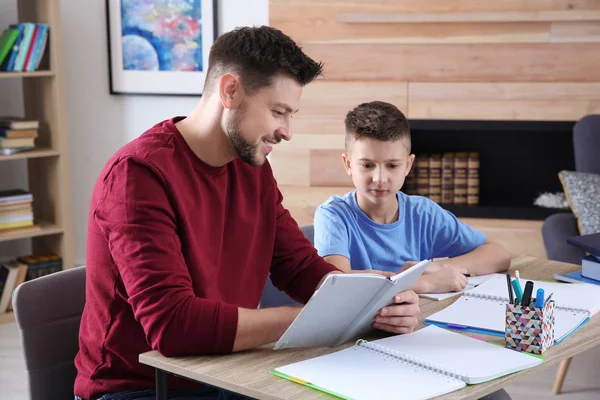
[275,127,291,142]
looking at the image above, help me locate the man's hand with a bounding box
[413,267,468,294]
[372,290,420,334]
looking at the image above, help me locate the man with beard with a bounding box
[74,26,421,400]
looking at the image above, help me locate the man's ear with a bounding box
[218,73,242,110]
[405,153,416,176]
[342,152,352,176]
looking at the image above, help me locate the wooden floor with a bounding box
[1,322,600,399]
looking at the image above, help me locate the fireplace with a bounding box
[407,119,576,220]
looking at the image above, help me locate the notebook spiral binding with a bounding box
[355,339,466,382]
[463,292,590,315]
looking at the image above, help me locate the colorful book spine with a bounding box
[453,152,468,205]
[467,152,480,205]
[441,153,454,204]
[428,153,442,203]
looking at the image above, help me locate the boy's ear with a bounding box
[405,153,416,176]
[341,152,352,176]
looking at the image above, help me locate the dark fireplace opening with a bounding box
[407,119,576,220]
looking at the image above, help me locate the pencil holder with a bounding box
[505,300,555,354]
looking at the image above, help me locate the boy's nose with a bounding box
[373,169,388,183]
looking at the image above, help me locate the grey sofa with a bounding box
[542,115,600,264]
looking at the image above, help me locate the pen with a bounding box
[511,279,523,305]
[506,274,514,305]
[535,288,545,308]
[521,281,534,307]
[544,292,554,306]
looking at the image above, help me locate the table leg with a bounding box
[156,368,168,400]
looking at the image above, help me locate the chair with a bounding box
[12,266,86,400]
[541,114,600,394]
[259,224,315,308]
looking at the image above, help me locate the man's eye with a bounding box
[273,110,284,116]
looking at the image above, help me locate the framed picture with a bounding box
[106,0,218,96]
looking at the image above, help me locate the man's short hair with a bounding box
[203,26,323,95]
[344,101,411,152]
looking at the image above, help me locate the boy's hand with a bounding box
[416,267,468,293]
[372,290,420,334]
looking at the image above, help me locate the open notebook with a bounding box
[425,274,600,343]
[272,325,542,400]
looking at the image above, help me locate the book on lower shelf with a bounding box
[271,325,542,400]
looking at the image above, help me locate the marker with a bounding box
[506,274,514,305]
[535,288,545,308]
[511,279,524,304]
[521,281,534,307]
[515,270,521,284]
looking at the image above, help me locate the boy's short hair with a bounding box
[203,26,324,96]
[344,101,411,153]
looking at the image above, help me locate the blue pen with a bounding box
[535,288,545,308]
[511,279,524,304]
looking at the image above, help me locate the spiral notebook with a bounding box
[272,325,543,400]
[425,274,600,343]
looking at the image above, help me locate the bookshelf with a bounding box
[0,0,74,322]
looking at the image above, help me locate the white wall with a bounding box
[0,0,268,265]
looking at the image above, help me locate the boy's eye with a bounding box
[388,164,398,169]
[273,110,284,116]
[362,163,374,169]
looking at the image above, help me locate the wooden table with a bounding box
[139,256,598,400]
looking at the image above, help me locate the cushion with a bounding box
[559,170,600,235]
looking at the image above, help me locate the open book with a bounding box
[420,274,495,301]
[273,260,430,350]
[272,325,543,400]
[425,274,600,343]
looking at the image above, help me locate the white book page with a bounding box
[372,325,543,384]
[425,294,588,342]
[420,274,495,301]
[274,344,465,400]
[469,274,600,315]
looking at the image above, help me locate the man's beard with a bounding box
[227,103,264,167]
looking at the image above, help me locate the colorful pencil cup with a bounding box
[505,300,555,354]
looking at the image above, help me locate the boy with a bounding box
[314,101,511,295]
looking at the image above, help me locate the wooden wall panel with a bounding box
[301,43,600,82]
[407,82,600,120]
[309,149,350,187]
[271,1,600,43]
[294,81,407,134]
[550,21,600,42]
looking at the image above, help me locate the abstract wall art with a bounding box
[106,0,217,95]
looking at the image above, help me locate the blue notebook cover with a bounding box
[554,270,600,285]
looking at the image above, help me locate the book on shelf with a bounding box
[427,153,442,203]
[0,23,49,72]
[467,152,480,205]
[452,152,468,205]
[440,152,454,204]
[17,253,62,281]
[415,153,430,197]
[0,259,27,313]
[0,116,39,130]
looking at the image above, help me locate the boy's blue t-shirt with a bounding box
[313,191,486,273]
